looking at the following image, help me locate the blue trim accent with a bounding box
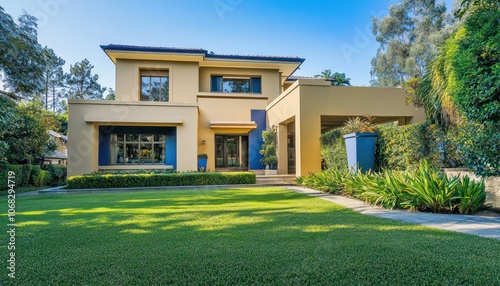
[249,110,266,170]
[211,76,223,92]
[251,78,262,93]
[165,128,177,169]
[98,132,110,166]
[98,126,177,168]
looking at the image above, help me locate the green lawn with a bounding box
[2,187,499,285]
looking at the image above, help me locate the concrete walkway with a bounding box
[285,186,500,240]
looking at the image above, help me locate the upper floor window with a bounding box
[140,70,169,101]
[211,76,261,94]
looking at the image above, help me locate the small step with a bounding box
[256,175,297,186]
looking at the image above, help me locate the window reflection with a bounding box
[223,78,250,93]
[110,133,166,165]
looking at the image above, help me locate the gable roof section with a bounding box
[101,44,305,78]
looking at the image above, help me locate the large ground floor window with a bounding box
[110,134,166,165]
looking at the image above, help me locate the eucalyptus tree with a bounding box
[371,0,455,89]
[0,7,44,98]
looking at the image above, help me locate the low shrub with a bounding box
[67,172,256,189]
[299,160,487,214]
[0,164,65,190]
[454,176,486,214]
[42,164,67,186]
[353,170,414,210]
[297,167,348,194]
[91,168,177,175]
[407,161,460,213]
[30,165,43,187]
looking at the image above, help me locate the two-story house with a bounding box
[68,44,425,177]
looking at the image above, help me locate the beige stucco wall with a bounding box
[199,67,281,103]
[115,59,199,103]
[267,79,427,177]
[444,169,500,210]
[68,100,199,176]
[197,96,268,171]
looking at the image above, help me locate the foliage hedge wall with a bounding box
[0,164,67,190]
[67,172,256,189]
[321,122,465,172]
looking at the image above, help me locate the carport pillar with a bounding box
[277,123,288,174]
[296,114,321,177]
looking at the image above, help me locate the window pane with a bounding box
[215,135,224,167]
[140,134,153,142]
[116,134,124,142]
[154,143,165,164]
[227,136,238,167]
[111,143,124,164]
[125,143,139,164]
[140,143,153,164]
[154,134,166,142]
[126,134,139,142]
[223,79,250,93]
[141,77,151,101]
[161,77,169,101]
[151,77,161,101]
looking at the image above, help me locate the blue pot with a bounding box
[198,158,207,172]
[343,132,378,173]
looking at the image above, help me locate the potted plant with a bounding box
[260,129,278,175]
[197,153,208,172]
[342,116,377,173]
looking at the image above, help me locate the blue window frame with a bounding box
[211,76,261,93]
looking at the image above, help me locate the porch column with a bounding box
[277,123,288,174]
[296,114,321,176]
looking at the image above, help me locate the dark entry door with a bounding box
[215,135,248,168]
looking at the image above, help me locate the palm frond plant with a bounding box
[407,160,460,213]
[454,176,486,214]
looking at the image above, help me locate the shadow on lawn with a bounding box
[14,187,468,242]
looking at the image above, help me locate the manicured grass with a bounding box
[1,187,499,285]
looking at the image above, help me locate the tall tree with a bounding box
[454,0,500,19]
[0,7,44,98]
[65,59,106,100]
[419,7,500,176]
[41,47,65,111]
[371,0,455,88]
[314,69,351,86]
[1,99,59,164]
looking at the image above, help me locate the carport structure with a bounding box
[267,79,426,176]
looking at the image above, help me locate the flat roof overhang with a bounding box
[101,45,304,80]
[210,121,257,131]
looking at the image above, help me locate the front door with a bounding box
[215,135,248,168]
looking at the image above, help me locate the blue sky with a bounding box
[1,0,454,89]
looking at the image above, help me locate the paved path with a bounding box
[285,186,500,240]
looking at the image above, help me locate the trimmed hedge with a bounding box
[320,129,348,170]
[42,164,68,186]
[0,164,67,190]
[321,122,466,171]
[67,172,256,189]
